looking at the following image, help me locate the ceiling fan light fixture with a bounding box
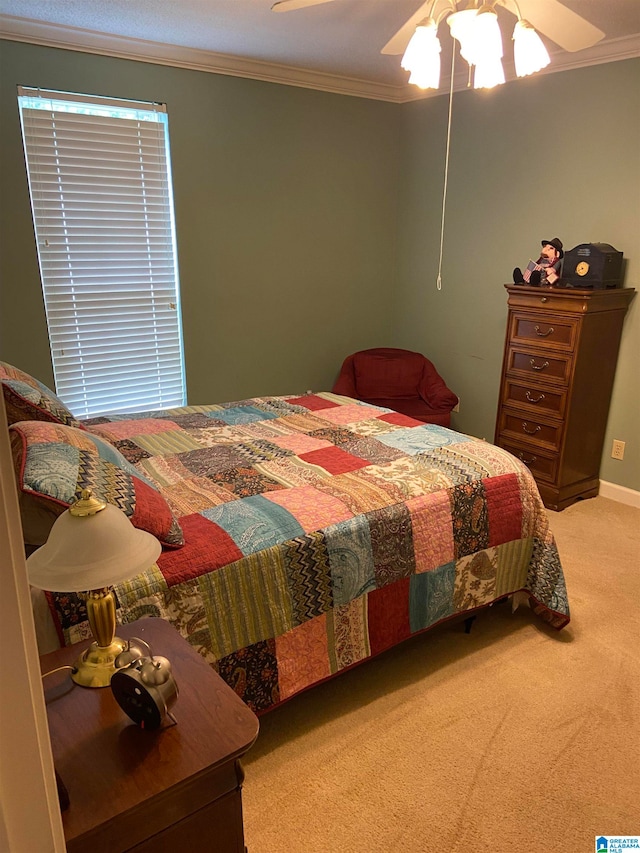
[401,18,441,89]
[513,19,551,77]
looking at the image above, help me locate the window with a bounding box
[17,87,185,418]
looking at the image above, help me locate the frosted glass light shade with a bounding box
[473,56,506,88]
[447,8,480,65]
[27,501,162,592]
[473,8,503,64]
[448,6,505,88]
[401,19,441,89]
[513,19,550,77]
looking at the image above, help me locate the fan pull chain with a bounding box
[436,44,457,291]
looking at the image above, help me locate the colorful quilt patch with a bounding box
[177,445,248,477]
[218,639,280,713]
[450,480,490,558]
[156,513,242,584]
[275,615,331,701]
[377,412,424,427]
[313,403,383,426]
[200,544,292,659]
[214,405,280,425]
[407,490,455,573]
[367,503,416,588]
[86,417,182,442]
[281,531,333,624]
[210,466,285,498]
[269,433,333,455]
[453,548,499,611]
[409,562,457,631]
[484,473,525,546]
[494,538,533,598]
[366,578,412,657]
[287,394,339,411]
[315,470,401,515]
[324,517,376,606]
[299,446,370,475]
[202,494,305,556]
[328,596,371,673]
[377,424,468,455]
[263,485,353,532]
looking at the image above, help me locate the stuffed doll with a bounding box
[513,238,564,286]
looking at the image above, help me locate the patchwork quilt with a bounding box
[47,393,570,714]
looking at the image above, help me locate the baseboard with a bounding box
[599,480,640,509]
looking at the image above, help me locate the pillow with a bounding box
[1,361,86,429]
[10,420,184,549]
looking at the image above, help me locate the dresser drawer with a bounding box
[509,312,578,351]
[497,409,563,452]
[506,346,573,385]
[501,379,567,419]
[497,440,558,483]
[506,289,592,314]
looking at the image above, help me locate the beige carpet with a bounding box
[242,496,640,853]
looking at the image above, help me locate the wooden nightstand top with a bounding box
[40,618,259,852]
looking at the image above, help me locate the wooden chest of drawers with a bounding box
[495,285,635,511]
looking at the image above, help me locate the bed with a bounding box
[3,361,570,715]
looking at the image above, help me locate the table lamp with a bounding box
[27,488,162,688]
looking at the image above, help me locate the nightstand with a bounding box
[40,617,259,853]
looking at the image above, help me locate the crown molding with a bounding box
[0,14,403,102]
[1,14,639,105]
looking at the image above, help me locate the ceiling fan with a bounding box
[271,0,605,89]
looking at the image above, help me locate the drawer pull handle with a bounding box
[522,422,541,435]
[529,358,549,371]
[534,324,554,337]
[525,391,546,404]
[518,451,537,465]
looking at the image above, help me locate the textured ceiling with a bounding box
[1,0,639,100]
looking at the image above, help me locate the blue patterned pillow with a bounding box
[11,420,184,548]
[1,361,85,429]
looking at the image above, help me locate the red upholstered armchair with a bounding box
[332,348,459,427]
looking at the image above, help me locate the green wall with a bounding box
[396,59,640,490]
[0,40,638,491]
[0,40,401,402]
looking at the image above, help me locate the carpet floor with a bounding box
[241,496,640,852]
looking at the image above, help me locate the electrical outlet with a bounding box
[611,439,625,460]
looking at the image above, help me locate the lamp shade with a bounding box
[401,19,441,90]
[27,495,162,592]
[513,19,550,77]
[447,8,480,65]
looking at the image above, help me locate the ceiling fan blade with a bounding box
[513,0,605,52]
[380,0,437,55]
[271,0,338,12]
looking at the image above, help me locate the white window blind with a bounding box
[17,87,186,418]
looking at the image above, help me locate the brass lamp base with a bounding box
[72,637,128,688]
